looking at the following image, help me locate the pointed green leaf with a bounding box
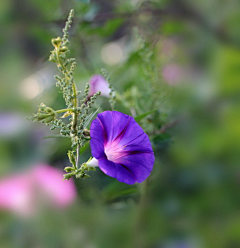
[134,109,158,123]
[83,108,99,129]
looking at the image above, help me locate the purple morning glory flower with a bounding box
[90,111,155,184]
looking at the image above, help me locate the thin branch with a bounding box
[159,119,179,134]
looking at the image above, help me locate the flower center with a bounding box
[104,141,125,163]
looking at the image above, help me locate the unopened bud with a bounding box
[60,46,68,52]
[64,166,75,172]
[51,37,62,48]
[63,172,75,180]
[49,54,56,62]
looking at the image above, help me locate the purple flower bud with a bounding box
[89,75,110,97]
[90,111,155,184]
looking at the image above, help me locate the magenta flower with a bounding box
[32,164,77,208]
[0,164,77,217]
[0,174,33,216]
[89,75,110,97]
[90,111,155,184]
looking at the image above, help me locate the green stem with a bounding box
[56,47,78,111]
[56,108,74,114]
[56,46,80,167]
[72,83,77,108]
[76,144,80,169]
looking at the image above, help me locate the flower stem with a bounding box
[56,108,74,114]
[56,45,80,168]
[76,144,80,168]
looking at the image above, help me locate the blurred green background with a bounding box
[0,0,240,247]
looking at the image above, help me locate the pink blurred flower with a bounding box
[0,164,77,217]
[32,164,76,208]
[162,64,184,86]
[89,75,110,97]
[0,174,33,216]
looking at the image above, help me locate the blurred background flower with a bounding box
[0,173,33,217]
[0,164,76,217]
[88,74,110,97]
[31,164,77,208]
[162,63,185,85]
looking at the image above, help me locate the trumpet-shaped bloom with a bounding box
[88,75,110,97]
[90,111,155,184]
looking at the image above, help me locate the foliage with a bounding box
[28,10,102,179]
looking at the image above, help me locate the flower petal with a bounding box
[97,111,114,143]
[98,158,116,178]
[126,165,151,184]
[96,111,135,144]
[122,133,153,153]
[90,138,105,160]
[98,160,137,184]
[90,118,105,159]
[111,111,131,143]
[115,163,136,184]
[116,116,145,146]
[118,152,155,173]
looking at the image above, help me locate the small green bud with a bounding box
[67,150,76,167]
[46,107,53,113]
[57,65,63,70]
[76,172,90,179]
[60,46,68,52]
[63,172,75,180]
[51,37,62,48]
[64,166,75,172]
[49,53,56,62]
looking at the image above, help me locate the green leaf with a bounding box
[134,109,158,123]
[83,108,99,129]
[42,135,70,139]
[79,141,90,154]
